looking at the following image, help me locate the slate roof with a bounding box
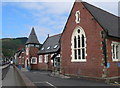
[82,2,120,38]
[16,49,24,57]
[38,34,61,54]
[26,27,40,45]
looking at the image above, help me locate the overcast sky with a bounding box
[2,0,119,43]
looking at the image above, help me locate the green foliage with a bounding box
[1,37,28,57]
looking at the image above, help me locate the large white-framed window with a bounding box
[71,26,87,62]
[44,54,48,63]
[111,41,120,61]
[39,55,43,63]
[31,57,37,64]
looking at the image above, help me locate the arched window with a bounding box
[71,26,87,62]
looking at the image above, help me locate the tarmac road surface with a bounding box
[23,70,120,88]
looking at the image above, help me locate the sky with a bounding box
[2,0,119,43]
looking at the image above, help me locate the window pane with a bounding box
[32,59,36,63]
[78,49,81,59]
[78,35,80,48]
[116,45,118,59]
[74,50,77,59]
[118,45,120,59]
[74,36,77,48]
[113,45,115,59]
[77,12,80,21]
[82,49,85,59]
[82,35,85,47]
[77,29,80,33]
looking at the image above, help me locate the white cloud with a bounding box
[2,0,120,2]
[33,26,56,43]
[2,0,74,2]
[41,2,73,15]
[18,2,44,10]
[2,0,119,42]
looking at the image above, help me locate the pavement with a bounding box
[2,65,24,86]
[2,65,10,80]
[23,70,120,88]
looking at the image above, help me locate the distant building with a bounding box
[25,27,41,70]
[14,47,25,66]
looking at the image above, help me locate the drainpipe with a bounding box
[101,30,108,79]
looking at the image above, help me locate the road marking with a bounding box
[46,81,57,88]
[33,82,46,83]
[33,81,56,88]
[32,72,49,74]
[110,83,120,86]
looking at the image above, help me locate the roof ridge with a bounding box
[49,33,61,38]
[82,2,119,18]
[82,1,120,38]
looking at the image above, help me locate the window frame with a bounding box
[39,55,43,63]
[44,54,48,63]
[36,45,39,48]
[71,26,87,62]
[111,41,120,62]
[47,46,51,50]
[75,10,80,24]
[54,45,58,49]
[26,48,29,55]
[31,57,37,64]
[41,47,44,50]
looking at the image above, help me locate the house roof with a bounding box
[26,27,40,45]
[38,34,61,54]
[82,2,120,38]
[16,49,24,57]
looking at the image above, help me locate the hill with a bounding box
[1,37,28,57]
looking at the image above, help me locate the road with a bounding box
[23,70,120,88]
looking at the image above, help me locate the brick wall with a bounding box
[37,55,48,70]
[106,38,120,77]
[61,2,104,78]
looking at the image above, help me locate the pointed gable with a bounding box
[62,1,120,38]
[26,27,40,45]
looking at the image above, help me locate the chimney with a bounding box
[48,34,49,37]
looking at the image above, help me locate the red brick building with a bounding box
[38,34,61,72]
[24,27,41,70]
[60,1,120,80]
